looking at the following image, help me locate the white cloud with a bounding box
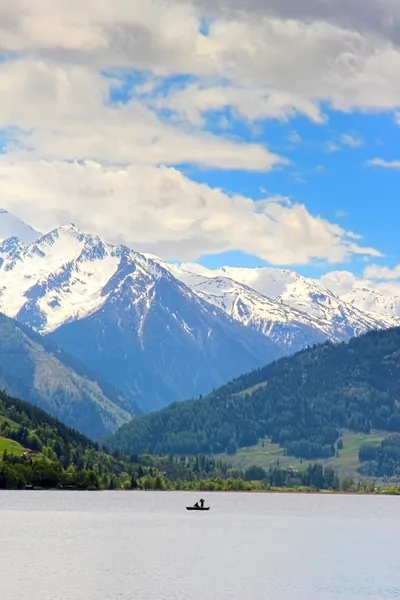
[367,158,400,169]
[189,0,400,46]
[0,0,398,270]
[0,159,381,265]
[364,264,400,280]
[324,142,341,153]
[150,84,325,125]
[0,59,284,170]
[0,1,207,73]
[317,266,400,302]
[318,270,362,296]
[2,2,400,119]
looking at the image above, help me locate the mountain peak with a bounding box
[0,208,42,244]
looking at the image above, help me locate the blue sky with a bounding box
[175,106,399,276]
[103,67,400,277]
[1,0,400,295]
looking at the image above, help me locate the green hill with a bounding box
[109,327,400,460]
[0,436,25,456]
[0,312,138,438]
[0,388,141,489]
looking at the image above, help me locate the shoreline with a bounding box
[3,486,399,496]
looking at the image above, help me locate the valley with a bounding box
[109,326,400,477]
[1,209,400,487]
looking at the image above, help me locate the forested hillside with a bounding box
[0,388,352,492]
[110,327,400,459]
[0,390,138,489]
[358,434,400,478]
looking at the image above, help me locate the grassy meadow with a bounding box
[219,430,389,477]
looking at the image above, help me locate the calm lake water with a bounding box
[1,491,400,599]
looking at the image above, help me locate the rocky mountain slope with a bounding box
[150,259,398,352]
[0,223,280,412]
[0,312,133,438]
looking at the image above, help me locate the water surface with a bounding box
[1,491,400,599]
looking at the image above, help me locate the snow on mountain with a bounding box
[230,266,396,325]
[0,223,280,411]
[154,262,399,347]
[0,224,125,332]
[0,210,399,413]
[181,275,331,351]
[0,214,397,350]
[213,265,398,326]
[0,208,42,244]
[341,287,400,320]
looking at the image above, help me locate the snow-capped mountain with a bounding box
[0,209,41,244]
[0,224,136,332]
[0,224,280,411]
[180,275,330,351]
[342,287,400,320]
[149,260,398,350]
[199,265,399,328]
[150,259,327,351]
[0,208,399,416]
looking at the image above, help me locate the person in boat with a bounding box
[193,499,205,508]
[193,501,200,508]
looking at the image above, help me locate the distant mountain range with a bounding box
[0,208,398,433]
[342,287,400,321]
[153,257,397,353]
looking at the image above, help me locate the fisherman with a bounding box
[193,499,205,508]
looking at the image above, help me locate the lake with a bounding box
[1,491,400,599]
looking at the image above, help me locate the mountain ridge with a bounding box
[108,326,400,458]
[150,258,398,352]
[0,311,135,438]
[0,210,399,417]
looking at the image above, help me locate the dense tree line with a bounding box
[2,387,400,493]
[0,389,143,490]
[0,388,347,492]
[110,327,400,459]
[358,434,400,478]
[129,460,344,492]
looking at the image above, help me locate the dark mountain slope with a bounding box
[109,327,400,458]
[0,313,136,438]
[50,267,282,412]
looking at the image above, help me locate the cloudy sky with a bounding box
[1,0,400,296]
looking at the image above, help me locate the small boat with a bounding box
[186,498,209,511]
